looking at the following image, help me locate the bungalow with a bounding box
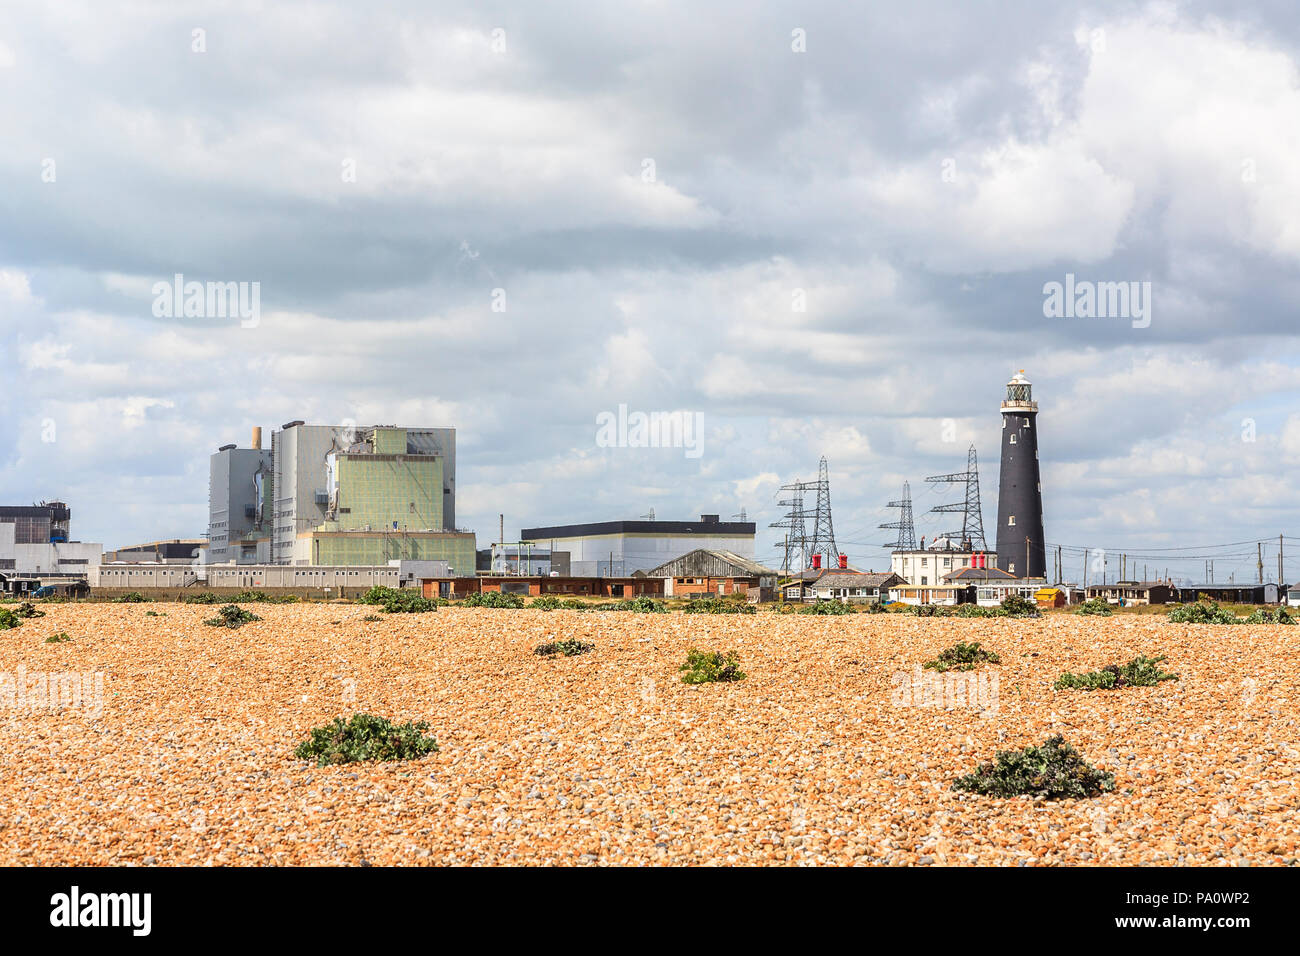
[1172,583,1280,605]
[1085,581,1178,606]
[887,584,967,607]
[941,566,1036,607]
[808,571,904,604]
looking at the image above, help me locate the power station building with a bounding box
[995,370,1047,580]
[207,429,272,564]
[520,515,756,576]
[207,421,473,571]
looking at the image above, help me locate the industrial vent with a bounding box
[281,420,305,430]
[218,443,236,451]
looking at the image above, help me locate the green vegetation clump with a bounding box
[1245,606,1295,625]
[145,610,166,617]
[45,632,72,643]
[358,585,439,613]
[182,592,222,604]
[800,600,854,615]
[866,600,892,613]
[923,641,1001,672]
[909,603,950,617]
[113,592,153,603]
[13,602,45,619]
[203,604,263,629]
[682,598,757,614]
[529,596,593,610]
[361,614,382,622]
[534,638,594,657]
[0,608,22,630]
[680,648,746,684]
[999,594,1040,618]
[953,604,1004,618]
[293,713,439,767]
[1055,654,1179,691]
[588,597,667,613]
[231,590,299,604]
[1074,598,1113,616]
[1168,601,1241,624]
[460,591,526,609]
[954,735,1115,799]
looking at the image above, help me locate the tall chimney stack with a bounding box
[251,426,262,449]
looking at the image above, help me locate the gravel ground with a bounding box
[1,603,1296,866]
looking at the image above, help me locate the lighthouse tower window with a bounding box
[1009,434,1017,444]
[1008,515,1016,526]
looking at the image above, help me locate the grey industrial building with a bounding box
[206,421,459,566]
[207,429,271,564]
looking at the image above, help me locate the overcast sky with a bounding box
[3,0,1300,582]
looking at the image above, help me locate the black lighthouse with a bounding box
[995,370,1045,580]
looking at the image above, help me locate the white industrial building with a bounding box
[0,502,102,594]
[520,515,756,576]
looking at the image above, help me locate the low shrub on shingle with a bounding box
[1074,598,1113,616]
[923,641,1001,672]
[1055,654,1179,691]
[680,648,746,684]
[203,604,263,629]
[113,592,153,603]
[1168,601,1240,624]
[534,638,594,657]
[293,714,439,766]
[954,735,1115,799]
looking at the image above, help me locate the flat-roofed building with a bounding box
[521,514,755,576]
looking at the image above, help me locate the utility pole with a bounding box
[1280,533,1285,586]
[1258,541,1264,585]
[1025,537,1030,582]
[1083,548,1088,589]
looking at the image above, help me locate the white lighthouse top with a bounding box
[1002,369,1038,412]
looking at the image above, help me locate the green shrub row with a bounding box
[1168,600,1295,625]
[682,598,757,614]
